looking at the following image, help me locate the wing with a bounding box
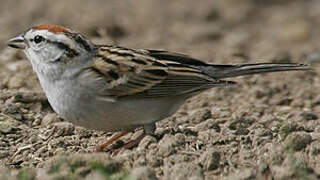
[145,49,209,66]
[83,45,235,98]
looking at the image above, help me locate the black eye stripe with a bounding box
[49,40,79,58]
[29,36,80,58]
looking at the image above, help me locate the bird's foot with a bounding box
[95,131,130,152]
[94,131,146,155]
[112,132,146,155]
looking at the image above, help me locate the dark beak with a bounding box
[7,35,26,49]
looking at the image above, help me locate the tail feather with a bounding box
[203,63,311,79]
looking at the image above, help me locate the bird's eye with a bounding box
[34,35,45,44]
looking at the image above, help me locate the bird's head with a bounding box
[7,24,94,64]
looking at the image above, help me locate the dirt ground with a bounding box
[0,0,320,179]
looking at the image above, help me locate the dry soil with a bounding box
[0,0,319,179]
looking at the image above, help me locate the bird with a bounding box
[6,24,310,152]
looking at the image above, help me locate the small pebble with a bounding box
[0,114,19,134]
[8,75,24,89]
[0,150,9,159]
[200,148,220,170]
[130,167,157,180]
[225,169,255,180]
[138,135,157,150]
[0,121,13,134]
[189,108,212,123]
[42,113,60,126]
[283,132,312,151]
[164,163,203,180]
[53,122,75,137]
[158,134,176,156]
[300,112,318,121]
[279,122,298,140]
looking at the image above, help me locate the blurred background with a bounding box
[0,0,319,179]
[1,0,320,58]
[1,0,319,90]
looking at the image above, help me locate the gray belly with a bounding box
[46,88,186,132]
[39,73,187,132]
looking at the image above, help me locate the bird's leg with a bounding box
[112,123,155,155]
[113,132,146,155]
[95,131,130,152]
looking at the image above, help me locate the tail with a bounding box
[203,63,311,79]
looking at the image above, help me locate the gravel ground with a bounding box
[0,0,320,179]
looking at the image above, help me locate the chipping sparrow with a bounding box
[7,24,309,152]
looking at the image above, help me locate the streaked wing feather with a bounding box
[145,49,208,66]
[86,46,229,98]
[135,76,235,97]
